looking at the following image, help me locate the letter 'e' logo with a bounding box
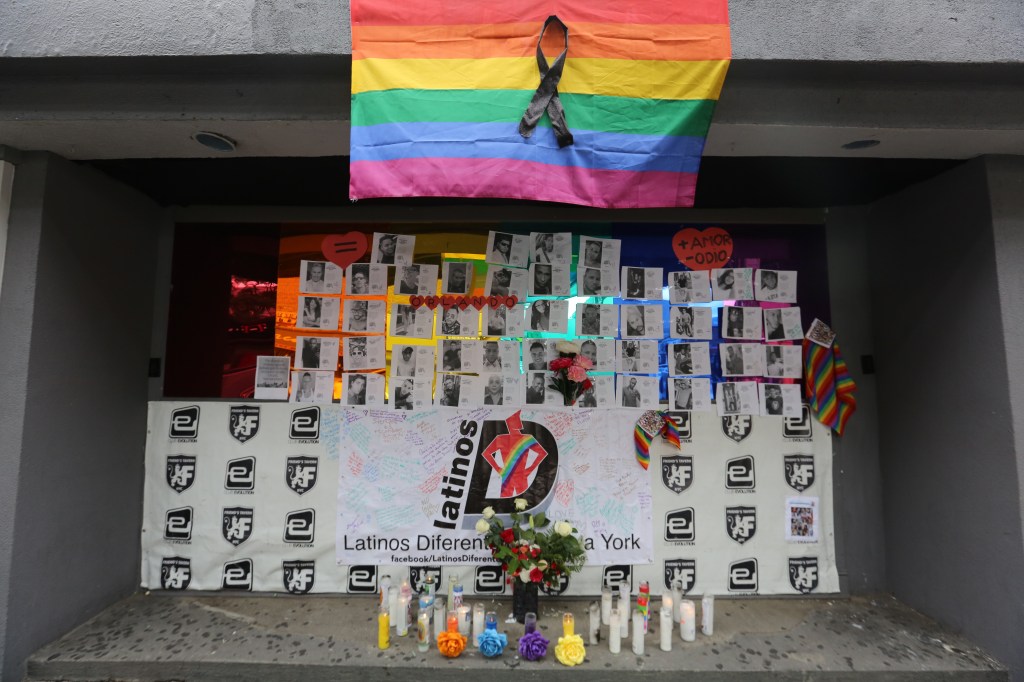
[169,406,199,439]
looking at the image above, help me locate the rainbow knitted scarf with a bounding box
[802,338,857,435]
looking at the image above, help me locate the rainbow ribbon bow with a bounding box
[634,411,681,470]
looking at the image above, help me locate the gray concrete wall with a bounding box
[1,0,1022,61]
[867,157,1024,680]
[0,153,161,682]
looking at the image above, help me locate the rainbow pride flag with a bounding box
[803,339,857,435]
[349,0,731,208]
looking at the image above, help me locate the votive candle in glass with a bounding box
[524,612,538,635]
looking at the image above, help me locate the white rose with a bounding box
[514,498,528,511]
[482,506,495,519]
[475,518,490,533]
[554,521,573,537]
[537,560,549,570]
[556,340,580,354]
[520,566,534,582]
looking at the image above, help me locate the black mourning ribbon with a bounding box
[518,15,574,148]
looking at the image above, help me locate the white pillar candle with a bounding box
[457,605,471,637]
[701,595,714,636]
[388,587,400,631]
[472,603,486,646]
[659,607,672,652]
[601,586,612,625]
[618,594,629,638]
[631,611,645,655]
[672,583,683,623]
[588,602,600,645]
[680,600,696,642]
[661,593,674,622]
[433,599,445,639]
[397,595,410,636]
[609,608,621,654]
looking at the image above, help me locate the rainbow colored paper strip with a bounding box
[349,0,731,208]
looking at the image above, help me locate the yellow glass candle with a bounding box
[562,612,575,637]
[378,608,390,650]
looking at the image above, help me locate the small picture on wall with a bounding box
[530,232,572,265]
[297,296,340,330]
[755,269,798,303]
[669,342,711,376]
[721,306,763,340]
[529,262,571,297]
[442,262,474,295]
[345,263,388,296]
[720,342,764,377]
[342,335,386,371]
[395,263,439,296]
[391,343,434,378]
[764,345,802,379]
[486,231,530,269]
[580,235,621,272]
[716,381,759,416]
[371,232,415,266]
[621,266,664,300]
[342,299,386,334]
[711,267,754,301]
[764,307,804,341]
[485,266,528,300]
[341,372,385,407]
[299,260,342,294]
[295,335,339,371]
[668,270,711,304]
[290,370,334,403]
[669,306,713,339]
[785,496,819,543]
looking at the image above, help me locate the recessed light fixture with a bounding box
[193,131,237,153]
[841,139,881,150]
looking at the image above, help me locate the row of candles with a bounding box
[597,581,714,655]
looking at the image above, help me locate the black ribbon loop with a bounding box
[518,15,574,148]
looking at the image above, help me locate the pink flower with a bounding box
[567,365,588,382]
[550,357,573,371]
[573,355,593,370]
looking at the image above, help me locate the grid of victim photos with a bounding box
[288,230,804,416]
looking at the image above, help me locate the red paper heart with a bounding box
[469,296,487,311]
[424,296,440,310]
[409,295,424,308]
[320,232,368,270]
[672,227,734,271]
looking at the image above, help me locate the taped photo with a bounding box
[299,260,342,294]
[477,373,523,407]
[484,303,525,338]
[530,231,572,265]
[617,375,659,409]
[529,262,571,296]
[528,299,569,334]
[342,335,386,371]
[711,267,754,301]
[441,262,474,295]
[764,345,802,379]
[580,338,616,372]
[579,266,617,297]
[345,263,388,296]
[669,342,712,376]
[295,335,339,371]
[436,306,480,337]
[669,306,713,339]
[290,370,334,403]
[580,235,621,272]
[620,304,664,339]
[617,340,660,374]
[523,339,557,371]
[341,372,385,407]
[764,306,804,341]
[524,371,557,405]
[716,381,759,416]
[755,269,797,303]
[342,299,386,333]
[621,266,664,300]
[485,266,528,300]
[462,340,520,374]
[669,377,712,412]
[254,356,290,400]
[785,496,819,543]
[576,374,615,408]
[395,263,439,296]
[390,303,433,338]
[721,342,765,377]
[389,377,432,411]
[390,343,434,378]
[438,339,465,372]
[297,296,340,330]
[371,232,415,266]
[721,305,763,341]
[575,303,618,337]
[759,383,802,418]
[668,270,711,304]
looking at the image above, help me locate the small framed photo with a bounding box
[342,335,386,371]
[579,266,617,297]
[669,377,713,412]
[617,375,659,409]
[785,497,820,543]
[299,260,342,294]
[345,263,388,296]
[580,236,621,271]
[395,263,439,296]
[341,372,385,407]
[755,269,797,303]
[764,345,802,379]
[436,306,480,337]
[716,381,759,416]
[620,304,664,339]
[295,335,339,371]
[438,340,465,372]
[575,303,618,337]
[617,340,659,373]
[575,374,615,408]
[530,232,572,266]
[759,383,802,417]
[524,371,556,405]
[390,377,432,411]
[342,299,386,333]
[529,262,571,297]
[579,338,616,372]
[484,303,525,338]
[668,270,711,304]
[721,305,763,340]
[441,262,474,295]
[669,342,712,376]
[390,303,433,338]
[371,232,415,266]
[669,306,713,339]
[485,266,528,300]
[486,231,530,269]
[621,266,664,300]
[764,306,803,341]
[297,296,340,330]
[711,268,754,301]
[528,299,569,334]
[391,343,434,378]
[720,342,765,377]
[290,370,334,403]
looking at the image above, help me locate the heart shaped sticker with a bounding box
[469,296,488,311]
[672,227,734,271]
[321,232,368,270]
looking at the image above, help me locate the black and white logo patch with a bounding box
[222,507,254,546]
[784,455,816,492]
[284,560,316,595]
[661,455,694,494]
[284,509,315,544]
[783,404,813,441]
[225,456,256,491]
[728,558,758,593]
[725,506,757,544]
[229,405,261,444]
[286,456,319,495]
[169,405,200,440]
[165,455,197,493]
[289,406,320,441]
[602,565,632,591]
[474,565,507,595]
[160,557,192,590]
[164,507,193,541]
[410,566,442,594]
[721,415,753,443]
[347,565,378,594]
[222,559,253,591]
[540,573,570,596]
[726,455,756,490]
[665,508,695,543]
[663,559,697,593]
[788,557,819,594]
[666,411,693,441]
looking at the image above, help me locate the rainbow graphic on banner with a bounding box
[349,0,731,208]
[499,434,541,485]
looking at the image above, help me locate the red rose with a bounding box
[549,357,573,371]
[531,548,540,558]
[500,529,515,543]
[501,563,508,571]
[530,567,544,583]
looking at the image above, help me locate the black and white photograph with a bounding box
[345,263,388,296]
[484,303,525,338]
[342,299,386,333]
[442,262,474,295]
[669,306,713,339]
[716,381,759,416]
[720,342,765,376]
[530,231,571,265]
[620,304,664,339]
[529,262,571,297]
[485,266,528,299]
[461,340,519,374]
[297,295,340,330]
[785,496,819,542]
[390,303,433,338]
[669,377,712,412]
[528,299,569,333]
[299,259,342,294]
[341,372,385,407]
[580,235,621,271]
[575,374,615,408]
[579,338,616,372]
[579,266,610,297]
[575,303,618,337]
[721,305,763,340]
[439,340,463,372]
[764,345,802,379]
[669,342,712,376]
[342,335,385,370]
[390,377,432,411]
[254,355,290,400]
[668,270,711,304]
[434,373,461,407]
[524,371,551,405]
[396,263,439,296]
[617,375,658,409]
[710,267,754,301]
[295,335,339,371]
[289,370,334,403]
[763,306,803,341]
[390,343,434,378]
[371,232,415,266]
[482,374,523,407]
[435,305,480,337]
[759,382,802,418]
[617,339,659,373]
[486,231,530,268]
[620,266,663,300]
[524,339,555,371]
[755,269,798,303]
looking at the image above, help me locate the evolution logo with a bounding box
[728,558,758,593]
[783,405,813,441]
[222,507,254,546]
[169,405,200,441]
[289,406,320,441]
[602,565,632,591]
[665,411,693,441]
[725,455,755,491]
[433,411,558,530]
[164,507,193,542]
[225,456,256,492]
[474,565,507,595]
[160,557,191,590]
[721,415,752,443]
[347,565,378,594]
[661,455,693,494]
[166,455,196,493]
[286,456,319,495]
[229,405,261,444]
[725,506,757,544]
[664,559,696,592]
[410,566,442,594]
[222,559,253,590]
[541,573,570,596]
[284,560,316,595]
[284,509,315,544]
[784,455,816,492]
[789,557,819,594]
[664,508,695,544]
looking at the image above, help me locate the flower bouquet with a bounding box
[548,340,593,406]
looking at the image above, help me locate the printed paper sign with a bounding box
[669,306,713,339]
[486,231,529,268]
[295,336,339,371]
[721,306,763,340]
[759,383,802,418]
[290,370,334,403]
[523,339,557,371]
[580,235,621,272]
[341,372,385,407]
[391,304,434,339]
[461,340,520,374]
[785,497,819,543]
[300,260,342,294]
[342,336,385,371]
[711,268,754,301]
[764,307,803,341]
[621,267,664,300]
[390,377,432,411]
[721,342,764,377]
[575,374,615,408]
[528,299,568,334]
[617,340,659,374]
[442,262,475,295]
[391,343,434,378]
[523,371,559,406]
[530,232,572,265]
[579,265,617,297]
[764,345,802,379]
[756,270,797,303]
[716,381,759,416]
[576,303,618,337]
[529,262,571,297]
[436,306,480,337]
[371,232,415,265]
[580,338,616,372]
[668,342,711,376]
[297,296,340,331]
[669,377,712,412]
[342,299,386,333]
[485,266,528,300]
[620,304,664,339]
[484,304,524,338]
[254,356,290,400]
[617,375,659,409]
[346,263,388,296]
[395,263,439,296]
[668,270,711,304]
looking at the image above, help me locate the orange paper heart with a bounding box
[321,232,368,270]
[672,227,733,271]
